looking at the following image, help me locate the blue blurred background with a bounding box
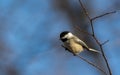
[0,0,120,75]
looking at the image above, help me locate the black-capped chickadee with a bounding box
[60,31,100,55]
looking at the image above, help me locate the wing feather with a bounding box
[73,37,101,53]
[73,37,89,49]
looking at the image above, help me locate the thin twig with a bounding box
[74,25,92,36]
[101,40,109,46]
[61,46,107,75]
[91,11,116,21]
[77,55,107,75]
[90,20,95,36]
[91,27,112,75]
[78,0,91,20]
[78,0,114,75]
[99,45,111,74]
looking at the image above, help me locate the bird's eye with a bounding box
[61,38,68,42]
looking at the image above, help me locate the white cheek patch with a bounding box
[62,32,73,39]
[63,33,73,39]
[68,33,73,38]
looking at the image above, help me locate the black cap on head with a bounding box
[60,31,70,39]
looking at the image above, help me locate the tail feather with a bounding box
[89,48,101,54]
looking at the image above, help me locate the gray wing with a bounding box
[73,37,101,53]
[73,37,89,49]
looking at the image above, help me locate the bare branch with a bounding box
[74,25,92,36]
[78,0,91,20]
[78,0,114,75]
[101,40,109,46]
[77,55,107,75]
[91,11,116,21]
[61,46,107,75]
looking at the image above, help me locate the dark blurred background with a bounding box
[0,0,120,75]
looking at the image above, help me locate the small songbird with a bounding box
[60,31,100,55]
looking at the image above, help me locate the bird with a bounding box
[60,31,101,55]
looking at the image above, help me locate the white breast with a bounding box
[64,39,84,54]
